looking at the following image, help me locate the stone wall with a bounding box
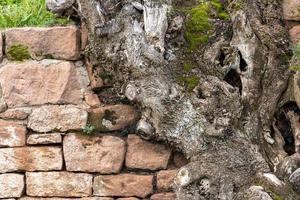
[0,26,187,200]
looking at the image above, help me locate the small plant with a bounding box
[0,0,70,29]
[83,124,95,135]
[7,44,31,61]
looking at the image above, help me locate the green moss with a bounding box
[184,0,229,50]
[177,76,200,92]
[185,2,212,50]
[7,44,31,61]
[183,62,194,72]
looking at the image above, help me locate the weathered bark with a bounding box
[78,0,299,199]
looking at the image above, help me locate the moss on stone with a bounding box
[184,0,229,50]
[183,62,194,72]
[177,75,200,92]
[7,44,31,61]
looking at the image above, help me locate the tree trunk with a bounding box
[77,0,299,199]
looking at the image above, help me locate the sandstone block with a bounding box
[84,92,101,108]
[290,25,300,45]
[0,147,62,173]
[0,108,30,120]
[0,121,26,147]
[157,170,178,191]
[93,174,153,198]
[0,174,24,198]
[283,0,300,21]
[27,133,62,145]
[26,172,92,197]
[150,193,176,200]
[63,133,125,173]
[0,60,83,108]
[5,26,80,60]
[28,105,87,132]
[126,135,171,170]
[0,33,2,62]
[85,60,103,90]
[88,105,138,132]
[20,198,113,200]
[116,198,139,200]
[173,152,188,168]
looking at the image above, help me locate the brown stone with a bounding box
[116,198,139,200]
[85,60,104,90]
[81,23,89,51]
[0,33,3,62]
[126,135,171,170]
[157,170,178,191]
[84,92,101,108]
[0,174,24,198]
[63,133,125,173]
[0,60,83,108]
[0,108,30,120]
[0,147,62,173]
[0,121,26,147]
[283,0,300,21]
[290,25,300,45]
[27,133,62,145]
[20,198,113,200]
[5,26,80,60]
[295,71,300,108]
[173,152,189,168]
[26,172,92,197]
[89,105,138,132]
[150,193,176,200]
[93,174,153,198]
[28,105,87,132]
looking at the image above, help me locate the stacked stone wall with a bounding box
[0,25,187,200]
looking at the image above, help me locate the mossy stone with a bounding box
[7,44,31,61]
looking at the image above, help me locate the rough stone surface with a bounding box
[46,0,75,14]
[289,25,300,45]
[84,92,101,108]
[116,198,139,200]
[85,60,104,90]
[64,133,125,173]
[157,170,178,191]
[27,133,62,145]
[0,147,62,173]
[126,135,171,170]
[0,60,83,108]
[0,33,2,63]
[28,105,87,132]
[89,105,138,131]
[0,108,30,120]
[173,152,188,168]
[283,0,300,21]
[0,174,24,198]
[26,172,92,197]
[0,121,26,147]
[81,23,88,51]
[21,198,113,200]
[5,26,80,60]
[150,193,176,200]
[93,174,153,198]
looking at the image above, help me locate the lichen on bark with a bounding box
[78,0,299,199]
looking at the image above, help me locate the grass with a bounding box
[0,0,70,29]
